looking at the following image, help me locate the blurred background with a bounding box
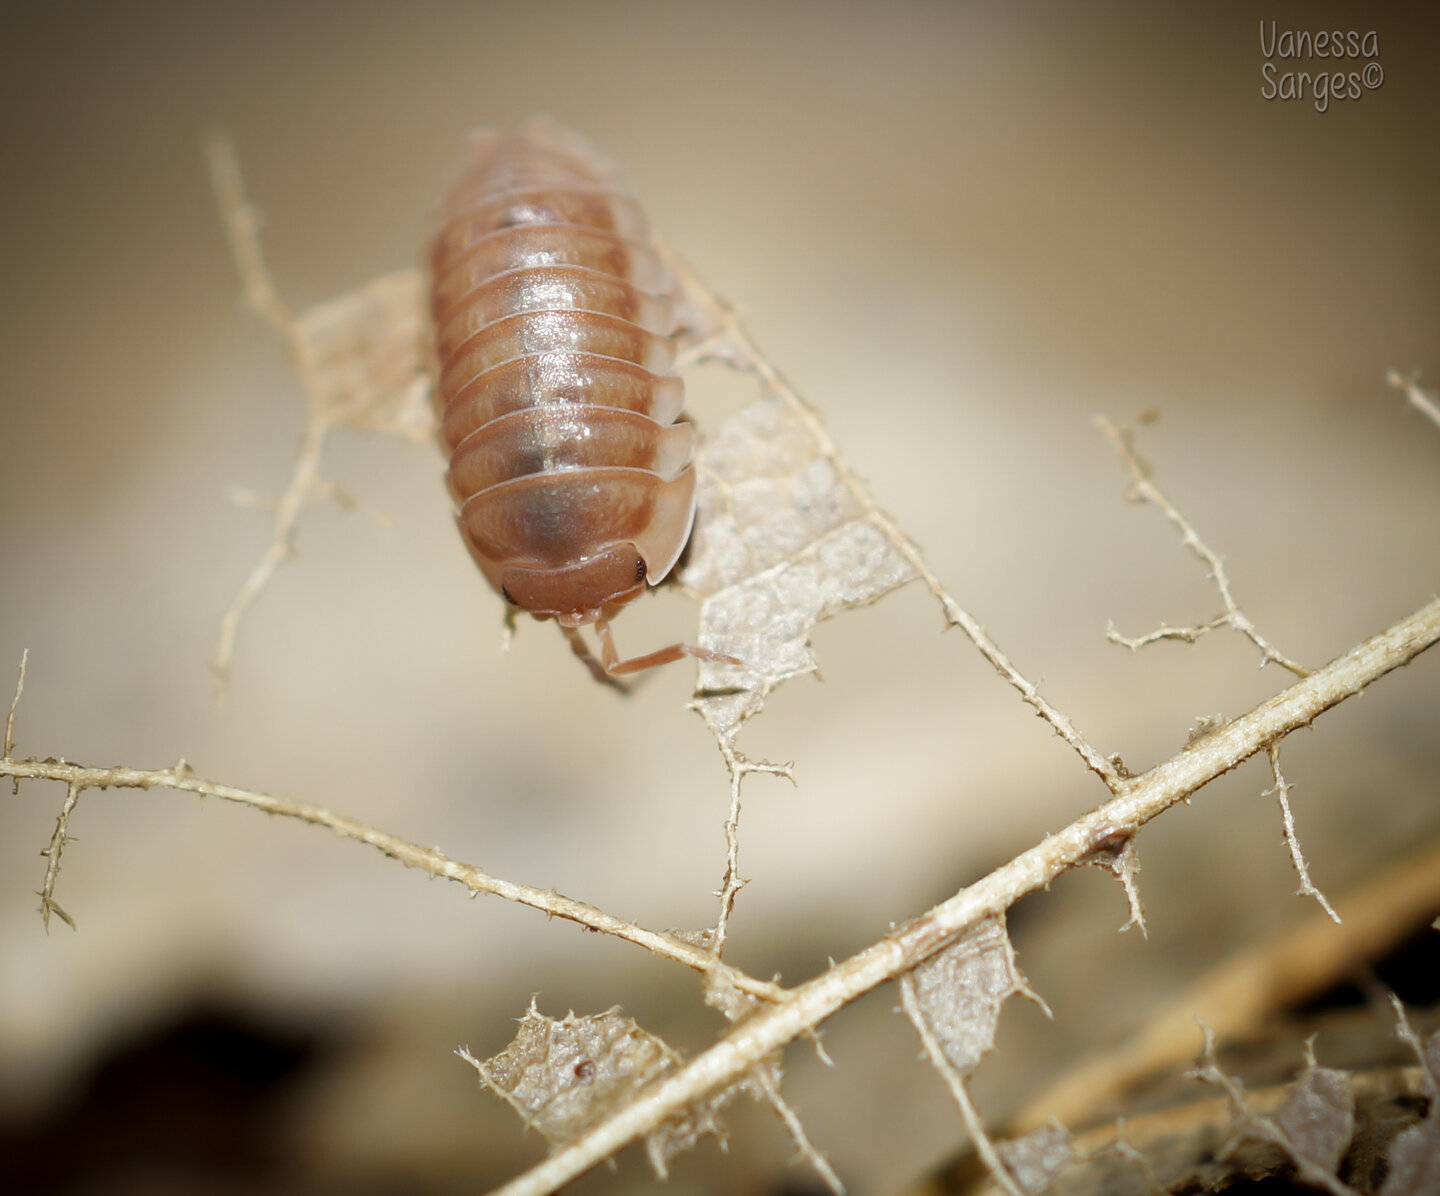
[2,1,1437,1193]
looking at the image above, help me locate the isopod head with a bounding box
[500,544,649,628]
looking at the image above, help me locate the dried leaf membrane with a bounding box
[902,918,1051,1196]
[1380,1029,1440,1196]
[1272,1063,1356,1176]
[683,388,917,745]
[293,268,433,440]
[905,916,1038,1077]
[463,1003,735,1177]
[994,1122,1076,1196]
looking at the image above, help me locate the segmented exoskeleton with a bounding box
[430,122,731,676]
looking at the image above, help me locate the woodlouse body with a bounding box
[430,124,725,675]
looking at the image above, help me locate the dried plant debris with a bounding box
[1083,831,1147,934]
[1271,1054,1358,1176]
[961,1064,1432,1195]
[901,918,1051,1196]
[208,137,433,444]
[208,135,436,680]
[1096,417,1308,677]
[938,978,1440,1196]
[289,269,433,441]
[1387,369,1440,432]
[904,917,1044,1078]
[1379,1024,1440,1196]
[459,1002,745,1178]
[683,387,917,744]
[993,1122,1077,1196]
[1190,1028,1356,1195]
[668,251,921,751]
[463,1004,682,1145]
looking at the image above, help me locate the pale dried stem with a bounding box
[1107,1127,1170,1196]
[39,781,81,931]
[312,477,389,523]
[5,649,25,774]
[1265,743,1340,922]
[487,598,1440,1196]
[203,133,295,331]
[1387,369,1440,430]
[679,273,1122,791]
[1092,836,1147,936]
[713,755,746,957]
[212,414,328,687]
[1190,1022,1357,1196]
[1118,874,1146,935]
[1106,614,1229,651]
[1388,993,1438,1100]
[204,133,339,687]
[900,974,1024,1196]
[1097,418,1309,677]
[3,752,782,1005]
[752,1065,844,1195]
[711,746,794,957]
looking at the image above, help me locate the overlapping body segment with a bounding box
[431,123,723,675]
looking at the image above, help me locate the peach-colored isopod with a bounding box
[429,122,733,676]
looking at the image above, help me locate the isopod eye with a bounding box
[500,584,519,606]
[634,557,647,583]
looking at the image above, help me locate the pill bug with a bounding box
[429,122,735,676]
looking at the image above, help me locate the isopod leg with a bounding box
[595,617,742,677]
[560,624,632,692]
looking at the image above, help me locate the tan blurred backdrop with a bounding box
[2,2,1438,1193]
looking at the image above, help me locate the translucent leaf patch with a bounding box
[904,915,1039,1077]
[460,1001,734,1177]
[995,1122,1077,1196]
[684,388,917,747]
[291,268,434,441]
[1272,1062,1356,1176]
[1380,1029,1440,1196]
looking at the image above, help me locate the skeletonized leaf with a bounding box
[292,268,434,441]
[901,918,1049,1196]
[1273,1062,1355,1176]
[905,916,1038,1077]
[1382,1110,1440,1196]
[1379,1029,1440,1196]
[468,1002,680,1143]
[462,1001,734,1177]
[994,1122,1077,1195]
[668,250,923,755]
[683,384,917,747]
